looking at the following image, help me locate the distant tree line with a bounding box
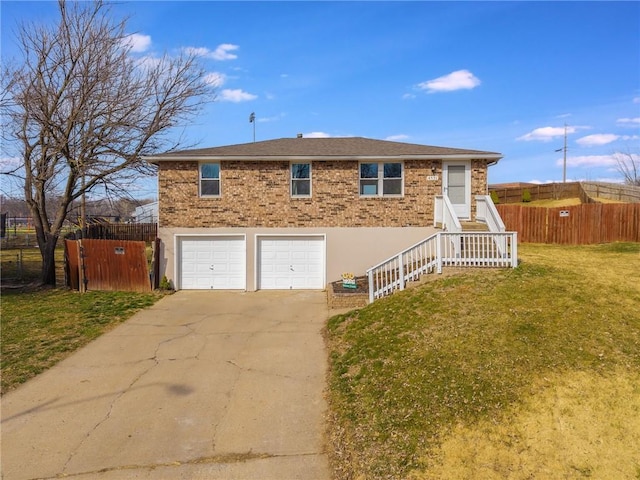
[0,195,156,225]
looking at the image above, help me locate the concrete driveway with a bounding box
[1,290,331,480]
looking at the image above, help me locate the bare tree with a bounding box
[614,150,640,186]
[1,1,212,285]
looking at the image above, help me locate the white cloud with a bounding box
[132,54,165,71]
[203,72,226,88]
[385,134,409,141]
[0,156,22,171]
[219,89,257,102]
[402,93,416,100]
[185,44,239,61]
[558,154,618,168]
[417,69,481,93]
[616,117,640,126]
[303,132,332,138]
[576,133,640,146]
[184,47,211,57]
[576,134,620,147]
[122,33,152,53]
[517,125,579,142]
[591,176,625,183]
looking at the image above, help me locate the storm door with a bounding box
[442,162,471,219]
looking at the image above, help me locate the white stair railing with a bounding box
[434,195,462,233]
[475,195,508,255]
[475,195,505,232]
[366,231,518,303]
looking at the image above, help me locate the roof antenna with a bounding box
[249,112,256,142]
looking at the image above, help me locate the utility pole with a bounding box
[249,112,255,142]
[555,123,568,183]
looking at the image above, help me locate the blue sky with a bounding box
[2,1,639,198]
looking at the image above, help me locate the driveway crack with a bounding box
[46,451,327,479]
[61,322,200,475]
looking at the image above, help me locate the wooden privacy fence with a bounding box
[491,182,582,204]
[65,239,153,292]
[490,181,640,205]
[496,203,640,244]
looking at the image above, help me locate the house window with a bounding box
[200,163,220,196]
[291,163,311,197]
[359,162,403,196]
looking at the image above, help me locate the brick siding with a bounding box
[159,159,488,228]
[471,159,488,219]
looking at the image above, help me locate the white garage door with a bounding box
[180,236,246,290]
[258,236,325,290]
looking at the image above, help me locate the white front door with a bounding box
[179,236,246,290]
[443,161,471,219]
[257,236,325,290]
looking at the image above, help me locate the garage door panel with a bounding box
[258,236,324,290]
[180,236,246,290]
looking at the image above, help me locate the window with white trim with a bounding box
[359,162,403,196]
[291,162,311,197]
[200,163,220,196]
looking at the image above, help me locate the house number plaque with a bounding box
[426,175,439,181]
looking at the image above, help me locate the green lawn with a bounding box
[325,243,640,479]
[0,289,160,393]
[1,242,164,394]
[1,288,163,394]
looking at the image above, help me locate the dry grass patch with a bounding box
[515,197,624,207]
[521,197,583,207]
[325,243,640,479]
[416,369,640,479]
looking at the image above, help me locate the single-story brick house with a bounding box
[145,136,502,291]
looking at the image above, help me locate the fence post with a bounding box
[398,253,405,291]
[511,232,518,268]
[77,239,87,293]
[153,238,161,289]
[368,271,374,304]
[436,233,442,274]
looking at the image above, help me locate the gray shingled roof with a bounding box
[145,136,501,161]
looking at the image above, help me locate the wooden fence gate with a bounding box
[65,239,152,292]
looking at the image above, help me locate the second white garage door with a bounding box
[179,236,246,290]
[258,236,325,290]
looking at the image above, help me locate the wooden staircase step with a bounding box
[460,222,489,232]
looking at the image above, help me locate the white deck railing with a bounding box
[366,231,518,303]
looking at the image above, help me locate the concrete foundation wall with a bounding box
[159,226,438,291]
